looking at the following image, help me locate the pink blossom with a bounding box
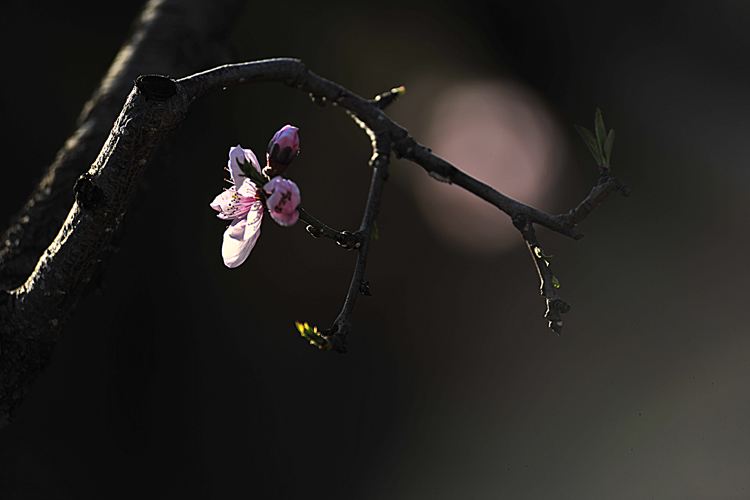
[210,144,301,268]
[210,146,264,268]
[264,176,301,226]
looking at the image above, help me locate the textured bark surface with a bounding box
[0,0,244,290]
[0,0,245,427]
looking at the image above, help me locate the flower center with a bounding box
[223,191,257,219]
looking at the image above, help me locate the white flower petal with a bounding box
[210,187,236,216]
[236,178,258,198]
[221,212,263,268]
[228,145,261,188]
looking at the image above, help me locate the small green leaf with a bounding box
[575,125,605,165]
[295,321,330,350]
[603,129,615,167]
[594,108,607,150]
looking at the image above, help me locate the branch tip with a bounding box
[135,74,177,101]
[372,85,406,110]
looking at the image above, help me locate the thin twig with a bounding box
[513,215,571,334]
[562,166,630,226]
[180,60,595,239]
[0,56,627,425]
[178,58,627,338]
[511,166,627,332]
[298,207,362,249]
[327,140,391,352]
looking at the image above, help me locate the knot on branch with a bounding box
[512,214,530,233]
[596,167,630,196]
[74,173,104,210]
[392,136,417,159]
[557,170,630,232]
[135,75,177,101]
[336,231,362,250]
[545,298,571,335]
[611,176,632,197]
[326,321,350,354]
[305,225,324,238]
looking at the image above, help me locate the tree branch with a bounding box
[560,166,630,226]
[0,0,245,290]
[298,207,362,250]
[179,61,599,239]
[0,0,246,427]
[513,215,570,334]
[326,139,391,352]
[178,59,627,341]
[0,57,627,424]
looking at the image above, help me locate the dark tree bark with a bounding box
[0,0,244,290]
[0,0,245,427]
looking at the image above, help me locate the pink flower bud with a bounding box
[266,125,300,175]
[263,176,301,226]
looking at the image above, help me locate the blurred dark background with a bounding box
[0,0,747,498]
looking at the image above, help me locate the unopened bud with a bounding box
[266,124,300,175]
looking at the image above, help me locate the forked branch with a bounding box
[177,60,628,348]
[0,57,627,426]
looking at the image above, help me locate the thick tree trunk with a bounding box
[0,0,245,428]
